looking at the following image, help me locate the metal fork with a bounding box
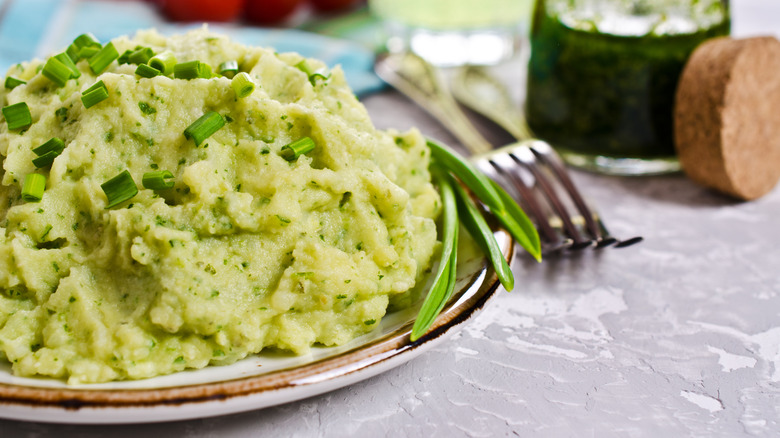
[373,52,642,253]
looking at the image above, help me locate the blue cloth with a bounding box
[0,0,383,95]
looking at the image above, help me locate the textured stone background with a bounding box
[3,1,779,436]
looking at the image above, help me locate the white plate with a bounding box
[0,230,513,424]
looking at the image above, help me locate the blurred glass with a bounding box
[369,0,532,66]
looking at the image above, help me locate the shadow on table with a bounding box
[572,170,746,209]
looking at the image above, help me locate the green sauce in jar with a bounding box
[525,0,730,173]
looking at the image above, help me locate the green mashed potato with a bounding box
[0,28,440,384]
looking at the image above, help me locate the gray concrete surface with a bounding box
[2,1,779,436]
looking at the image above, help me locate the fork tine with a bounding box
[477,155,569,251]
[528,141,603,242]
[509,146,593,251]
[594,226,619,248]
[590,208,620,249]
[529,141,644,249]
[614,236,644,248]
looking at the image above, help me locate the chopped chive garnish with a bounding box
[117,49,133,65]
[101,170,137,208]
[73,33,101,49]
[68,33,101,60]
[174,60,201,79]
[83,80,106,95]
[82,87,108,108]
[42,57,73,86]
[135,63,160,78]
[128,47,154,65]
[218,60,238,77]
[173,60,211,79]
[66,43,81,62]
[198,62,212,79]
[88,42,118,74]
[54,52,81,79]
[77,45,100,60]
[32,151,60,168]
[33,137,65,156]
[280,137,315,161]
[5,76,26,89]
[309,70,331,85]
[3,102,32,131]
[295,60,313,75]
[142,170,175,190]
[21,173,46,202]
[149,52,177,75]
[295,60,331,86]
[81,81,109,108]
[231,72,255,98]
[183,111,225,146]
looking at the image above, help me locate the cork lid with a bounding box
[674,36,780,201]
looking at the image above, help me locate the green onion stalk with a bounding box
[81,80,109,108]
[88,42,119,75]
[411,140,542,341]
[184,111,225,146]
[101,170,138,209]
[142,170,175,190]
[2,102,32,131]
[135,64,160,78]
[21,173,46,202]
[280,137,315,161]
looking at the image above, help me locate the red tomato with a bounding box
[309,0,363,13]
[244,0,304,25]
[162,0,244,22]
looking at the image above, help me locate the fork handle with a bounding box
[374,53,493,156]
[453,66,534,141]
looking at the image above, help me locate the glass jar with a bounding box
[525,0,730,175]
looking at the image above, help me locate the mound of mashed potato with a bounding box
[0,28,440,383]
